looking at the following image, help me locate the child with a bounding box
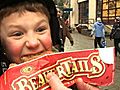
[0,0,99,90]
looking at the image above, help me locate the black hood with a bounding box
[0,0,48,10]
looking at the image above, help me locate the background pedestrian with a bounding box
[90,17,105,48]
[110,17,120,56]
[57,8,74,51]
[44,0,62,52]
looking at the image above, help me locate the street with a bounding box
[64,30,120,90]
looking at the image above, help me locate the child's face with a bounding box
[0,11,52,63]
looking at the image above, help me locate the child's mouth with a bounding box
[20,51,52,62]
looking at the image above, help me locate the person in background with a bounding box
[90,17,105,48]
[110,17,120,56]
[0,0,99,90]
[57,8,74,51]
[44,0,63,52]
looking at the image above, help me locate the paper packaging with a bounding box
[0,47,115,90]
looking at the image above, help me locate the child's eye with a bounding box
[36,28,45,32]
[12,32,23,36]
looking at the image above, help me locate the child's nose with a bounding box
[26,37,40,49]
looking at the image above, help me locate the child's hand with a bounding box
[75,78,100,90]
[47,72,71,90]
[47,72,100,90]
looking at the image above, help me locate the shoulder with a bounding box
[94,22,97,26]
[94,22,97,24]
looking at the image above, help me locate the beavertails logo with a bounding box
[11,52,106,90]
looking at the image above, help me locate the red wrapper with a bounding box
[0,47,115,90]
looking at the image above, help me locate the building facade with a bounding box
[102,0,120,25]
[70,0,120,30]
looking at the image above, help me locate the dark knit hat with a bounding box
[0,0,47,10]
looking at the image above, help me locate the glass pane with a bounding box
[103,0,108,3]
[103,18,108,20]
[109,10,115,16]
[109,17,115,20]
[116,1,120,8]
[102,10,108,17]
[102,18,108,24]
[109,17,115,25]
[103,3,108,10]
[108,1,115,9]
[109,0,114,1]
[116,8,120,16]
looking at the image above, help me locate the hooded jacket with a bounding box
[92,21,105,37]
[110,21,120,39]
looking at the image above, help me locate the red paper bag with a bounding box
[0,47,115,90]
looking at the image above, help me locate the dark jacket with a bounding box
[110,21,120,39]
[58,17,73,45]
[44,0,61,46]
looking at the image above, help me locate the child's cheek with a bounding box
[42,34,52,49]
[7,43,22,57]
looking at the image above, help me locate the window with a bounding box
[103,0,108,3]
[116,8,120,16]
[96,0,102,18]
[102,0,120,24]
[116,0,120,8]
[78,1,88,24]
